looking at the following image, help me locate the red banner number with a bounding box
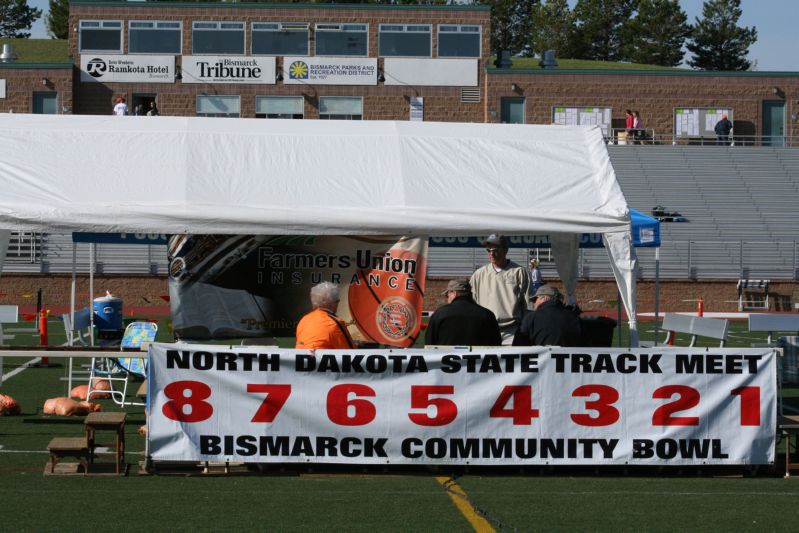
[162,380,213,422]
[408,385,458,426]
[327,384,377,426]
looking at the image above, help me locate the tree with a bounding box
[621,0,689,66]
[46,0,69,39]
[572,0,636,61]
[0,0,42,38]
[527,0,578,59]
[480,0,540,57]
[687,0,757,71]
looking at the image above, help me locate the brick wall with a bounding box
[69,2,490,120]
[2,273,796,317]
[486,70,798,140]
[0,66,73,114]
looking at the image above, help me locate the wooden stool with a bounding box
[47,437,90,474]
[85,412,127,474]
[778,415,799,478]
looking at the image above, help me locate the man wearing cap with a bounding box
[714,114,732,145]
[513,285,582,347]
[425,279,501,346]
[470,234,531,345]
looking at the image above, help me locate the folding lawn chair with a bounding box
[87,321,157,407]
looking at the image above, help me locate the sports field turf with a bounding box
[2,318,799,531]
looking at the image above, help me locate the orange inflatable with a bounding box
[70,379,112,400]
[0,394,21,416]
[43,397,101,416]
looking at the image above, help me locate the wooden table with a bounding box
[779,415,799,478]
[84,412,127,474]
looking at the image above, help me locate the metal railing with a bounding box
[607,128,797,147]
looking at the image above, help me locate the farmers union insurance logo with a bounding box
[86,58,107,78]
[375,296,415,342]
[289,61,309,80]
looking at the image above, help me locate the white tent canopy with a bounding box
[0,115,639,344]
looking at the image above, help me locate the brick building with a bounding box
[0,1,796,142]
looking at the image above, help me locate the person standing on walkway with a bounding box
[714,114,732,145]
[528,258,544,297]
[470,234,530,345]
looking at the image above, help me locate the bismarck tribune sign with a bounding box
[182,56,276,84]
[80,55,175,83]
[283,57,377,85]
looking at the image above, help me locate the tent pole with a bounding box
[654,247,660,346]
[70,242,76,346]
[616,290,622,347]
[89,243,94,346]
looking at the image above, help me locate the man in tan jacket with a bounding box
[470,234,531,345]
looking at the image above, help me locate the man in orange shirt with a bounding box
[295,282,355,350]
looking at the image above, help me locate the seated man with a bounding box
[295,281,355,350]
[425,279,501,346]
[512,285,582,347]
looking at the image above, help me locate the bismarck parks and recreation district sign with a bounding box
[181,56,276,84]
[80,55,175,83]
[283,57,377,85]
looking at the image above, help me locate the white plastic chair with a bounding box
[87,321,157,406]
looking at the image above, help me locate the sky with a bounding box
[25,0,799,71]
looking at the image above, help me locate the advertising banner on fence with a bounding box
[282,57,377,85]
[167,235,427,346]
[80,55,175,83]
[148,345,777,466]
[181,56,276,84]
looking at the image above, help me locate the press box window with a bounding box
[319,97,362,120]
[196,95,240,118]
[192,22,245,55]
[252,22,309,56]
[379,24,431,57]
[256,96,304,119]
[129,21,181,54]
[79,20,122,53]
[438,25,481,57]
[315,24,368,56]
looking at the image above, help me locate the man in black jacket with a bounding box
[512,285,582,347]
[425,279,502,346]
[714,114,732,145]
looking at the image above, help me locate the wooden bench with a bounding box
[748,313,799,346]
[47,437,90,475]
[642,313,729,347]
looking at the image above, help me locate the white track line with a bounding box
[0,357,41,383]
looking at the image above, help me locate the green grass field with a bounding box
[2,318,799,531]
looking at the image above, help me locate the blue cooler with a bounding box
[93,292,124,331]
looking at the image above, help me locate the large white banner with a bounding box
[148,345,777,466]
[282,57,377,85]
[80,55,175,83]
[181,56,276,84]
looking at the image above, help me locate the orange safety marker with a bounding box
[38,309,49,366]
[697,298,704,317]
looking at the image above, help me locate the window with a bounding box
[379,24,431,57]
[192,22,245,55]
[438,25,481,58]
[129,21,181,54]
[33,92,58,114]
[256,96,304,119]
[315,24,368,56]
[79,20,122,53]
[319,97,362,120]
[196,95,240,118]
[252,22,309,56]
